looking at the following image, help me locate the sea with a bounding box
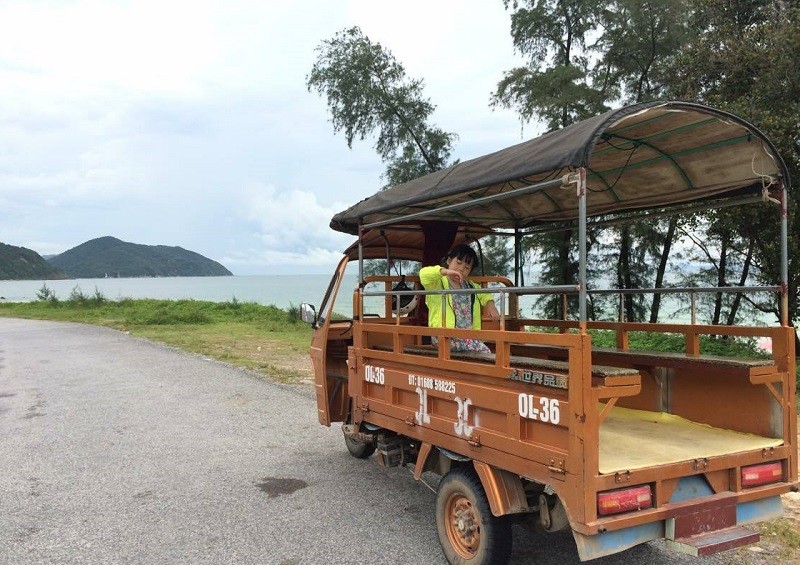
[0,274,787,336]
[0,275,359,317]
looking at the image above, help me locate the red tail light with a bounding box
[741,462,783,487]
[597,485,652,516]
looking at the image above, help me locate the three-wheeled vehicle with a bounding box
[301,101,797,563]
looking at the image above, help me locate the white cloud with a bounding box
[241,183,353,256]
[223,247,348,272]
[0,0,532,274]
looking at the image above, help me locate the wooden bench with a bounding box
[510,343,775,380]
[370,344,641,388]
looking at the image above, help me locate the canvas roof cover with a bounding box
[342,222,492,261]
[330,101,790,235]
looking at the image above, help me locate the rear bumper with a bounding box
[572,495,783,561]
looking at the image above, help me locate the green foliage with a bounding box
[0,242,65,280]
[665,1,800,327]
[478,236,514,277]
[36,283,59,303]
[589,329,768,357]
[593,222,665,322]
[597,0,689,104]
[0,298,305,330]
[306,26,457,186]
[65,285,107,307]
[362,259,420,278]
[493,0,609,130]
[494,1,689,322]
[48,236,232,278]
[286,303,301,324]
[494,64,608,131]
[496,0,799,341]
[527,230,581,318]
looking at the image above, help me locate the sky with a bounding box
[0,0,533,275]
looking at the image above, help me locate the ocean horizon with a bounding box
[0,275,358,316]
[0,274,786,330]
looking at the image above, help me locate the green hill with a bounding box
[48,236,233,278]
[0,242,66,280]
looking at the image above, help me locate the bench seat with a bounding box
[511,343,775,378]
[370,343,640,385]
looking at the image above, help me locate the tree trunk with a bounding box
[726,236,754,326]
[712,236,728,325]
[650,218,677,323]
[618,226,635,321]
[560,229,572,318]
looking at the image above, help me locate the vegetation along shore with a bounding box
[0,286,312,384]
[0,284,797,394]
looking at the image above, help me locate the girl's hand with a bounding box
[485,301,500,321]
[441,268,464,286]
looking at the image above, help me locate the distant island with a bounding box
[0,242,67,280]
[46,236,233,278]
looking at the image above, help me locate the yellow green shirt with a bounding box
[418,265,493,329]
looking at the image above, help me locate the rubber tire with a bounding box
[343,432,376,459]
[435,466,512,565]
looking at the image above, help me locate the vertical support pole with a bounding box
[578,168,588,331]
[690,291,697,325]
[358,224,365,321]
[358,225,364,287]
[500,289,506,329]
[617,292,628,349]
[780,180,789,327]
[514,229,521,287]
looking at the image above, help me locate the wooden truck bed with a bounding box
[599,405,783,474]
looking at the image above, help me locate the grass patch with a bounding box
[0,297,313,383]
[758,518,800,550]
[753,518,800,561]
[588,329,769,357]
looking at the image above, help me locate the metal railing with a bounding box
[361,283,782,327]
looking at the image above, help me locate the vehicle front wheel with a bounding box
[343,430,376,458]
[435,466,512,564]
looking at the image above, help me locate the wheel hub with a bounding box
[446,494,481,557]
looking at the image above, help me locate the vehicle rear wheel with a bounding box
[435,466,512,564]
[343,430,375,458]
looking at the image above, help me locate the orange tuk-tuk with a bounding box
[301,101,797,563]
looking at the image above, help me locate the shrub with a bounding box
[36,283,58,303]
[91,287,106,305]
[286,303,301,324]
[69,285,88,305]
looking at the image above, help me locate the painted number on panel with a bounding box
[364,364,385,384]
[415,387,431,425]
[518,394,560,425]
[454,397,473,437]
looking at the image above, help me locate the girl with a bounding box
[419,244,500,353]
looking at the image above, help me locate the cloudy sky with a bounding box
[0,0,533,275]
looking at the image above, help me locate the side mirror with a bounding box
[300,303,317,325]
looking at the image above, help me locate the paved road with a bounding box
[0,318,782,564]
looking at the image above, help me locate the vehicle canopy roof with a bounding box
[331,101,791,238]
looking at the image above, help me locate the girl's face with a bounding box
[446,255,473,277]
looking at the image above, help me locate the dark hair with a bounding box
[442,244,479,268]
